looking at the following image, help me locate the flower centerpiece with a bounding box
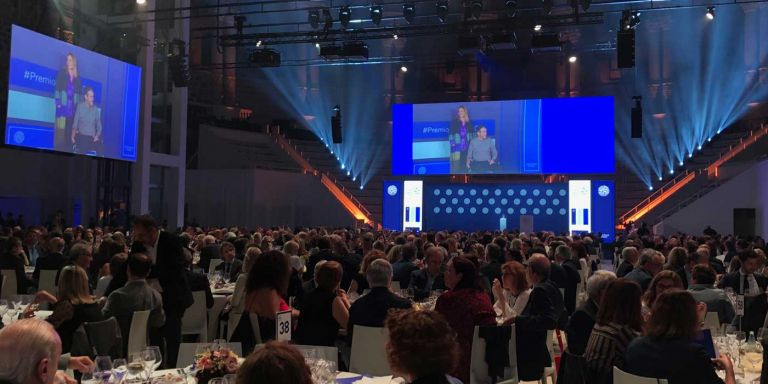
[194,347,240,384]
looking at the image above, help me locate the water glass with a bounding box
[224,374,237,384]
[94,356,113,383]
[127,353,146,382]
[112,359,127,384]
[142,346,162,376]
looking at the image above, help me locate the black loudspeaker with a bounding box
[631,97,642,138]
[331,106,342,143]
[617,30,635,69]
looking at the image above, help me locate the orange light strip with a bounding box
[272,132,373,225]
[707,125,768,177]
[621,172,696,226]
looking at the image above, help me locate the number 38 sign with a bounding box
[276,310,292,341]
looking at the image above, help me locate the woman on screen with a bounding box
[449,106,474,173]
[55,53,82,152]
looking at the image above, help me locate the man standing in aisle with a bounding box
[131,215,193,368]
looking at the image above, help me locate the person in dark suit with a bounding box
[554,245,581,315]
[0,237,34,294]
[348,259,412,343]
[616,246,638,278]
[718,249,768,295]
[675,247,711,289]
[22,229,45,267]
[392,243,419,289]
[131,215,192,369]
[214,241,243,283]
[506,254,564,381]
[624,249,665,292]
[565,270,616,356]
[305,236,335,281]
[480,243,504,285]
[409,246,446,300]
[625,290,735,384]
[33,237,67,283]
[198,237,220,273]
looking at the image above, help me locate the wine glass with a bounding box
[127,353,146,382]
[94,356,113,383]
[112,359,127,384]
[224,374,237,384]
[142,346,162,377]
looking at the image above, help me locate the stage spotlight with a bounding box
[341,164,345,170]
[658,176,662,181]
[669,169,674,175]
[353,176,357,181]
[505,0,517,17]
[136,0,146,4]
[339,6,351,28]
[621,10,640,30]
[541,0,553,15]
[706,6,715,20]
[568,55,577,63]
[679,161,684,166]
[698,145,702,150]
[403,3,416,23]
[347,171,351,176]
[256,40,262,47]
[648,186,653,191]
[688,153,693,158]
[360,185,364,190]
[308,9,320,29]
[534,24,542,31]
[401,65,408,72]
[323,9,333,31]
[470,0,483,19]
[436,1,449,22]
[370,5,383,25]
[315,43,321,49]
[393,34,399,39]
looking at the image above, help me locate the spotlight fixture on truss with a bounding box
[620,10,640,30]
[436,1,449,22]
[370,5,383,25]
[706,6,715,20]
[403,2,416,23]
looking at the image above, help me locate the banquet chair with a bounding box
[349,325,390,376]
[1,270,17,298]
[84,317,123,359]
[540,330,557,384]
[292,345,338,366]
[181,291,208,342]
[177,342,242,368]
[127,310,151,355]
[38,270,58,296]
[613,366,668,384]
[93,275,112,298]
[208,259,224,275]
[469,325,518,384]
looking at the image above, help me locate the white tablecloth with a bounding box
[151,369,371,383]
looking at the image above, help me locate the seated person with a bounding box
[491,261,532,323]
[294,261,350,347]
[33,237,67,283]
[48,266,104,354]
[688,264,735,325]
[214,241,242,283]
[236,341,312,384]
[465,126,497,173]
[102,253,166,352]
[348,259,412,341]
[385,309,463,384]
[409,246,446,300]
[0,237,34,294]
[183,248,213,308]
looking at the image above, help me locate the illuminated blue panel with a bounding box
[412,141,450,160]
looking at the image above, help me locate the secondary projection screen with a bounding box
[391,97,615,175]
[5,25,141,161]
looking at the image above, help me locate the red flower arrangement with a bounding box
[194,348,240,384]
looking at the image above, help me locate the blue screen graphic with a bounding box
[392,97,614,175]
[383,180,615,240]
[5,25,141,161]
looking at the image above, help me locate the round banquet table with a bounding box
[151,370,371,384]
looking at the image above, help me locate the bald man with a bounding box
[506,254,565,381]
[0,319,63,384]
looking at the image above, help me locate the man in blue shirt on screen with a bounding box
[71,86,102,155]
[466,125,498,173]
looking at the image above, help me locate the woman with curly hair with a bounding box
[642,270,683,320]
[237,341,313,384]
[385,309,462,384]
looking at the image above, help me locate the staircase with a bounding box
[266,125,385,226]
[618,121,768,228]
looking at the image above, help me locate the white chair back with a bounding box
[703,312,720,333]
[177,342,242,368]
[208,259,224,274]
[93,275,112,298]
[127,310,151,355]
[293,345,338,366]
[181,291,208,341]
[470,325,517,384]
[349,325,390,376]
[613,366,668,384]
[1,270,17,299]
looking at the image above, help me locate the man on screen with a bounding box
[466,125,498,173]
[71,86,102,155]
